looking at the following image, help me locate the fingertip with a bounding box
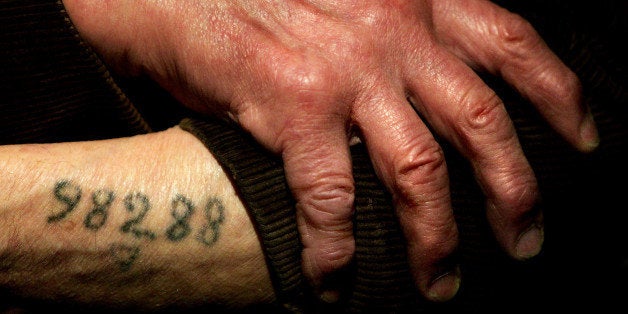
[426,265,462,302]
[302,247,354,305]
[487,197,545,260]
[406,230,461,303]
[318,289,341,304]
[301,235,355,288]
[514,222,544,260]
[578,109,600,153]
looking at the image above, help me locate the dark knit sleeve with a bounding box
[0,0,150,144]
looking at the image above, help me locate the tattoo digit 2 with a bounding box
[121,193,157,240]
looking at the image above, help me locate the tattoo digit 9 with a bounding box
[47,180,82,223]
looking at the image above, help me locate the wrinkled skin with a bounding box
[64,0,598,302]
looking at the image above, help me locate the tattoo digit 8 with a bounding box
[84,189,114,231]
[166,195,195,242]
[197,197,225,247]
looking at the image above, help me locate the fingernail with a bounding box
[312,266,352,305]
[427,266,461,302]
[515,223,544,260]
[318,289,341,304]
[579,110,599,151]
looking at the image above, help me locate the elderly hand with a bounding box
[64,0,598,302]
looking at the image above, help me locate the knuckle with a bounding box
[458,90,504,132]
[453,90,512,153]
[275,60,335,101]
[393,140,447,194]
[314,236,355,271]
[356,0,414,31]
[495,12,540,59]
[551,69,583,106]
[495,175,539,217]
[300,175,355,228]
[330,32,367,62]
[356,3,390,29]
[563,70,582,94]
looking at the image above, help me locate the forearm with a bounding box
[0,127,274,311]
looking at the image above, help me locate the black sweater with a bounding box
[1,1,627,313]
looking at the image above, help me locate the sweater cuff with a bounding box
[179,118,308,313]
[180,117,421,313]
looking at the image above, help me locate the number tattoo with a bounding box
[110,243,141,272]
[47,180,82,223]
[47,181,226,249]
[197,197,225,246]
[121,192,156,240]
[166,195,194,242]
[84,189,114,231]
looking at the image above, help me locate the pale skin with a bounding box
[0,127,274,311]
[61,0,599,302]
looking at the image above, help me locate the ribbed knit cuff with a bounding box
[346,144,419,313]
[179,118,308,313]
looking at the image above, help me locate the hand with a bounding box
[63,0,598,302]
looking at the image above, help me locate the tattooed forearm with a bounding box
[47,180,226,271]
[0,128,274,307]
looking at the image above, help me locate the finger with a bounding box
[353,91,460,302]
[278,114,356,301]
[405,48,543,260]
[233,55,357,301]
[433,0,599,152]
